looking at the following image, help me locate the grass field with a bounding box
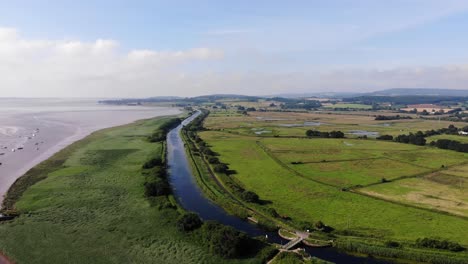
[322,103,373,109]
[199,131,468,245]
[258,137,468,187]
[360,173,468,217]
[0,117,264,264]
[205,110,457,139]
[427,134,468,143]
[195,109,468,254]
[444,163,468,178]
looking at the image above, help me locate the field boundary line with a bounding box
[350,189,468,220]
[257,140,468,220]
[255,141,337,188]
[354,159,468,190]
[293,157,382,164]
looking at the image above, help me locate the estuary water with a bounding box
[167,112,393,264]
[0,98,181,205]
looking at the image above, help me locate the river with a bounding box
[167,111,393,264]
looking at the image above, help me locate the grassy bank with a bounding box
[0,116,271,264]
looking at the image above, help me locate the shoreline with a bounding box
[0,106,181,207]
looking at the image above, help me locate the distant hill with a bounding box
[366,88,468,97]
[266,92,359,98]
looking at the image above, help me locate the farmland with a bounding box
[193,108,468,261]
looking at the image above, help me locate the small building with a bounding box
[459,131,468,136]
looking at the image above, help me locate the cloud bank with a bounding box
[0,26,467,97]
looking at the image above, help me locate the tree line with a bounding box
[376,124,468,152]
[306,130,345,138]
[183,110,262,204]
[142,118,183,200]
[374,115,412,120]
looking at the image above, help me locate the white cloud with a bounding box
[0,26,467,98]
[0,27,224,97]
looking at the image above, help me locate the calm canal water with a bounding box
[167,112,393,264]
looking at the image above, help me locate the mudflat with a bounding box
[0,98,180,205]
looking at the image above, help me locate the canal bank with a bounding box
[167,111,393,264]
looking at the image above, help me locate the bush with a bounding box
[416,237,465,252]
[306,130,344,138]
[142,157,163,169]
[200,221,252,258]
[177,213,203,232]
[257,218,278,232]
[315,220,325,230]
[330,130,345,138]
[376,135,393,140]
[213,163,229,173]
[384,240,401,248]
[256,246,278,263]
[207,156,219,164]
[144,180,171,197]
[240,191,259,203]
[266,207,279,218]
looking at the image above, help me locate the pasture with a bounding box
[427,134,468,144]
[198,109,468,250]
[360,173,468,217]
[199,130,468,245]
[205,110,457,138]
[322,103,373,109]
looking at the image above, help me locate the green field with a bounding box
[360,173,468,217]
[323,103,373,109]
[205,110,457,139]
[0,117,265,264]
[194,109,468,259]
[427,134,468,143]
[200,131,468,244]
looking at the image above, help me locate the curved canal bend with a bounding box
[167,112,393,264]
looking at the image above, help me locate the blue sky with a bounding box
[0,0,468,97]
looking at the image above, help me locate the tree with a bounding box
[201,221,251,258]
[376,135,393,140]
[144,180,171,197]
[213,163,229,173]
[330,130,345,138]
[306,130,320,137]
[207,156,219,164]
[177,213,203,232]
[240,191,259,203]
[314,220,325,230]
[142,157,162,169]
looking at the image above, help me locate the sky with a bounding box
[1,0,468,97]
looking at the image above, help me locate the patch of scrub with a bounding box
[347,130,379,137]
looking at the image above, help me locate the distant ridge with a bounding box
[366,88,468,97]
